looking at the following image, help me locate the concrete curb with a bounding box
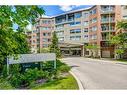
[69,71,84,90]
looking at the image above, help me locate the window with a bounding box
[43,38,48,42]
[123,16,127,19]
[58,37,64,41]
[75,21,81,25]
[89,9,97,15]
[75,12,82,18]
[84,35,88,40]
[93,9,96,14]
[43,44,48,47]
[84,21,89,26]
[70,29,81,34]
[33,40,36,43]
[56,24,64,29]
[33,35,36,38]
[92,26,97,31]
[43,33,50,36]
[56,31,64,36]
[84,28,88,32]
[41,27,51,31]
[70,21,81,26]
[92,18,97,23]
[43,33,46,36]
[70,36,81,41]
[90,34,97,40]
[84,13,89,18]
[41,20,51,24]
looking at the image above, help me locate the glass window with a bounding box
[123,16,127,19]
[92,18,97,23]
[70,22,81,26]
[43,44,48,47]
[75,29,81,33]
[75,21,81,25]
[70,29,81,34]
[84,28,88,32]
[58,37,64,41]
[89,9,97,15]
[92,26,97,31]
[90,34,97,40]
[75,12,82,18]
[70,36,81,41]
[84,35,88,40]
[84,21,89,26]
[56,31,64,36]
[84,13,89,18]
[93,9,97,14]
[43,38,48,42]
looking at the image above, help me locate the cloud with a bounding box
[59,5,81,12]
[26,23,32,31]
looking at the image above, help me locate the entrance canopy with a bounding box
[58,42,84,48]
[58,42,85,57]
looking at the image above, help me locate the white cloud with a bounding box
[26,23,32,31]
[59,5,81,12]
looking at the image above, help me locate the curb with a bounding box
[69,71,84,90]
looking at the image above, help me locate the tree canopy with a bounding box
[110,20,127,58]
[0,6,45,71]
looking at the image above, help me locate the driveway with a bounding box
[61,57,127,89]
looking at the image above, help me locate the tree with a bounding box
[85,44,99,58]
[117,20,127,30]
[0,6,45,72]
[49,32,61,58]
[110,33,127,59]
[110,20,127,59]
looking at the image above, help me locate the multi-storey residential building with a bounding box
[27,5,126,58]
[27,16,54,53]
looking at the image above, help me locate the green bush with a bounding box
[9,68,50,88]
[58,65,70,73]
[9,73,23,88]
[0,78,14,89]
[24,68,48,83]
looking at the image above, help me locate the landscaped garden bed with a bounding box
[0,60,79,90]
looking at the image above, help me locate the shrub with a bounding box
[0,78,14,89]
[9,73,23,88]
[58,65,70,73]
[24,68,48,82]
[9,68,51,88]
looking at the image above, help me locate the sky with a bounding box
[41,5,92,16]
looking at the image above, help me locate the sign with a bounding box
[8,53,56,64]
[7,53,56,75]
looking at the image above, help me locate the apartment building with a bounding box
[27,5,125,58]
[27,16,54,53]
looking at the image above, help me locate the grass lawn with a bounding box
[31,73,79,90]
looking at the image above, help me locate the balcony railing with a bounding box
[101,8,115,14]
[102,37,109,41]
[101,28,115,32]
[101,18,115,23]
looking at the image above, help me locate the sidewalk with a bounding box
[84,57,127,65]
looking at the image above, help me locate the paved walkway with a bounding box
[61,57,127,89]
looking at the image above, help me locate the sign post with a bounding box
[7,57,9,75]
[7,53,56,75]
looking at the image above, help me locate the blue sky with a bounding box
[41,5,92,16]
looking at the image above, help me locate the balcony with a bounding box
[101,18,115,23]
[101,29,115,32]
[101,37,109,41]
[101,8,115,14]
